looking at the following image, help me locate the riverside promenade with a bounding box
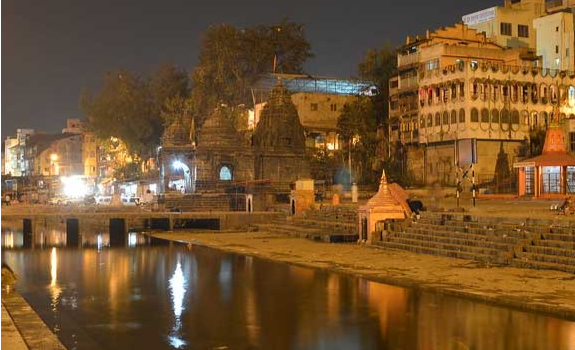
[1,289,67,350]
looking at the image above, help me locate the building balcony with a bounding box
[398,53,420,68]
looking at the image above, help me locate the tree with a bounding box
[80,63,190,158]
[80,70,154,156]
[189,19,313,125]
[357,45,397,126]
[337,97,378,184]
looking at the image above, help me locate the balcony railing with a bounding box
[398,53,420,67]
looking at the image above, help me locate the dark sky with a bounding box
[2,0,496,138]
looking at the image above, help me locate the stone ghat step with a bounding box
[256,223,358,243]
[405,227,521,245]
[525,245,575,258]
[407,226,530,243]
[413,219,575,242]
[394,231,510,251]
[517,251,575,266]
[512,258,575,274]
[385,236,502,257]
[537,239,575,250]
[302,211,357,224]
[291,217,357,231]
[375,241,493,263]
[420,212,575,233]
[542,232,575,243]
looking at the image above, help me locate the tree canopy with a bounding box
[80,63,189,157]
[189,19,313,125]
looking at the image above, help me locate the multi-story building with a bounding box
[533,7,575,71]
[389,24,509,179]
[253,73,376,150]
[388,23,575,188]
[3,129,35,176]
[462,0,545,49]
[4,136,20,176]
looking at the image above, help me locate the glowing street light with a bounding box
[50,153,58,161]
[172,160,185,170]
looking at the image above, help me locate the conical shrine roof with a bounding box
[162,117,191,147]
[253,81,306,152]
[196,107,244,150]
[516,126,575,167]
[364,170,407,215]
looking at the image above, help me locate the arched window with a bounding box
[481,108,490,123]
[568,86,575,107]
[471,108,479,122]
[451,110,457,124]
[219,165,233,181]
[459,109,466,123]
[443,111,449,125]
[427,113,433,127]
[501,109,510,124]
[539,111,548,126]
[511,110,520,124]
[540,84,548,104]
[521,110,529,125]
[491,109,500,123]
[435,112,441,126]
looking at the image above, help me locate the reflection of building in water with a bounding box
[362,280,409,340]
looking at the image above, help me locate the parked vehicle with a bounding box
[122,196,141,206]
[48,196,84,206]
[95,196,112,205]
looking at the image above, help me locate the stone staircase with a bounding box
[377,212,575,273]
[257,205,359,243]
[163,193,245,212]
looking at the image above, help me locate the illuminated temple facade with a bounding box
[159,82,310,197]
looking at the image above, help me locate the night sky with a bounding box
[2,0,496,139]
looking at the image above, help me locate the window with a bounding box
[426,59,439,71]
[567,48,570,57]
[571,133,575,152]
[518,25,529,38]
[451,110,457,124]
[556,46,559,54]
[491,109,500,124]
[500,22,512,36]
[459,109,466,123]
[435,112,441,126]
[219,166,232,181]
[311,103,318,111]
[330,103,337,111]
[443,111,449,125]
[481,108,490,123]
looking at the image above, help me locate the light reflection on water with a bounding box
[168,260,187,349]
[1,227,575,350]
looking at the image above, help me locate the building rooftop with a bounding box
[254,73,377,97]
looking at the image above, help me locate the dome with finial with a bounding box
[196,106,244,150]
[253,81,306,152]
[162,117,191,147]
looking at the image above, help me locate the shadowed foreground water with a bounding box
[2,228,575,350]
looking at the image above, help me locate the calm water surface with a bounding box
[2,226,575,350]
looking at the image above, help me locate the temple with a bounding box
[514,125,575,198]
[158,81,311,210]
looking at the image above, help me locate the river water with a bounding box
[1,226,575,350]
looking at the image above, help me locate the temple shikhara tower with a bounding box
[253,81,311,190]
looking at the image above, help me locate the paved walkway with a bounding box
[2,289,67,350]
[2,303,28,350]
